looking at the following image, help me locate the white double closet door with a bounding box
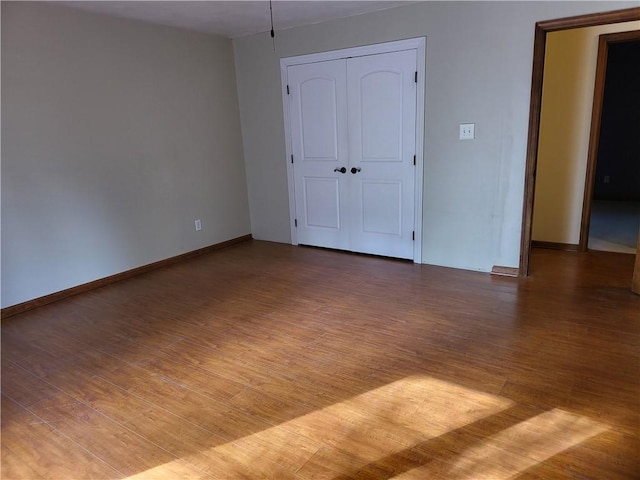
[288,49,417,260]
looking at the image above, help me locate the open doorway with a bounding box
[583,34,640,254]
[519,7,640,276]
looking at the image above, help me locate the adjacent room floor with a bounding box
[2,241,638,479]
[588,199,640,254]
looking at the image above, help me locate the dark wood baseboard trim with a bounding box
[532,240,579,252]
[491,266,519,277]
[1,234,252,320]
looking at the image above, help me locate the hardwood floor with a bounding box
[2,241,638,479]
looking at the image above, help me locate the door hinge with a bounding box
[291,154,294,164]
[413,155,416,166]
[412,231,415,241]
[286,85,290,95]
[294,219,298,227]
[414,71,418,83]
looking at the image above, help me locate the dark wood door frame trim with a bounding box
[518,7,640,276]
[579,29,640,252]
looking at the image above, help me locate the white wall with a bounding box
[532,21,639,245]
[1,2,251,308]
[233,1,635,272]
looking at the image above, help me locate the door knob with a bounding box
[351,167,361,174]
[334,167,347,174]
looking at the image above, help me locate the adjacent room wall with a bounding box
[1,2,251,308]
[233,1,636,272]
[532,21,639,245]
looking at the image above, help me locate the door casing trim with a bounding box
[519,7,640,276]
[280,37,426,263]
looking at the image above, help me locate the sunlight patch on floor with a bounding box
[124,376,606,479]
[394,408,608,479]
[124,375,512,478]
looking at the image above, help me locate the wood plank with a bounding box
[1,241,638,479]
[1,395,122,479]
[122,404,226,457]
[27,393,177,477]
[1,361,62,407]
[1,445,44,480]
[128,375,275,441]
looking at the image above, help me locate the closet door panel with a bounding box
[347,50,417,259]
[360,71,403,162]
[288,60,349,250]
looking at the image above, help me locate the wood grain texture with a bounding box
[2,241,639,479]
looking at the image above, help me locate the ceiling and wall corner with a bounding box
[56,1,413,38]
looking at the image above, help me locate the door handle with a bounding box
[351,167,361,174]
[334,167,347,174]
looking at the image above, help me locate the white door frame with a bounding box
[280,37,426,263]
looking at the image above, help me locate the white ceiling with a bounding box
[58,1,414,38]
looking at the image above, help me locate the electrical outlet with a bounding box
[195,219,202,231]
[459,123,475,140]
[603,175,610,184]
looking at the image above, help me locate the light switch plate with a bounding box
[459,123,475,140]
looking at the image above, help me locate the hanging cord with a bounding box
[269,0,276,51]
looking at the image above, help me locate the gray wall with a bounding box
[233,1,635,272]
[1,2,251,308]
